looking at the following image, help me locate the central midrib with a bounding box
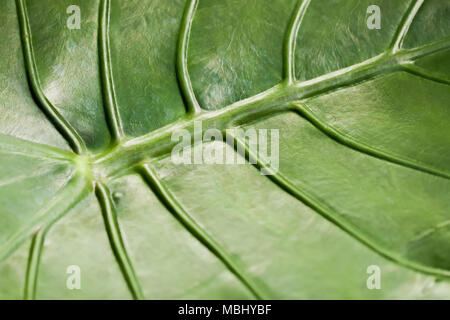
[92,38,450,179]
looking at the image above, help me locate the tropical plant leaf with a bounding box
[0,0,449,299]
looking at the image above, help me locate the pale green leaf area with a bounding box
[0,0,449,299]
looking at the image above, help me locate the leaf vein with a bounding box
[15,0,86,154]
[99,0,124,143]
[139,164,265,299]
[228,132,450,279]
[391,0,425,53]
[283,0,311,84]
[291,102,450,180]
[176,0,202,115]
[95,182,144,300]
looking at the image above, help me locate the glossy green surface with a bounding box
[26,0,111,151]
[153,143,450,299]
[303,72,450,176]
[248,113,450,273]
[403,0,450,49]
[188,0,298,110]
[0,1,70,149]
[414,49,450,82]
[293,0,412,81]
[0,0,449,299]
[109,0,188,136]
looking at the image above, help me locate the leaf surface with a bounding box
[0,0,449,299]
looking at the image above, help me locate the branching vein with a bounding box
[177,0,202,115]
[391,0,424,53]
[284,0,311,84]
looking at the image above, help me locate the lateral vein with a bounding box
[0,174,88,264]
[99,0,124,143]
[227,132,450,279]
[16,0,86,154]
[177,0,202,115]
[283,0,311,84]
[139,164,266,299]
[391,0,424,53]
[401,63,450,86]
[291,102,450,180]
[95,182,144,300]
[23,228,45,300]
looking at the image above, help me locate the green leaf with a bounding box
[1,0,450,299]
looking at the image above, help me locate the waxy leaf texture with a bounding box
[0,0,450,299]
